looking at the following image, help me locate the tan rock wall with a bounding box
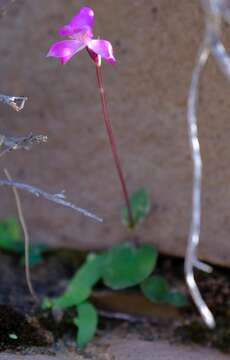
[0,0,230,266]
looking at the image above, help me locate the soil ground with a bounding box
[0,250,229,359]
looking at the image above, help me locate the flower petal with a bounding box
[60,54,74,65]
[47,40,86,63]
[59,25,75,37]
[87,39,116,64]
[71,7,94,30]
[59,7,94,37]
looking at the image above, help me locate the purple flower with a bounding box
[47,7,116,65]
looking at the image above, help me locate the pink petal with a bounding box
[60,54,74,65]
[87,39,116,64]
[71,7,94,30]
[59,25,75,37]
[59,7,94,37]
[47,40,86,63]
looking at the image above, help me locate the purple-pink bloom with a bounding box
[47,7,116,65]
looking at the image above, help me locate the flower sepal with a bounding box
[87,48,101,66]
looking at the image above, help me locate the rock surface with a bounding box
[0,0,230,266]
[109,339,230,360]
[0,339,229,360]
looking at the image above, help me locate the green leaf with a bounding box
[141,275,170,303]
[165,291,188,308]
[122,188,151,227]
[74,302,98,348]
[20,244,49,267]
[0,218,48,267]
[141,276,188,308]
[44,253,105,309]
[103,243,157,289]
[42,298,53,310]
[0,218,23,252]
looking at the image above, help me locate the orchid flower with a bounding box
[47,7,116,65]
[47,7,134,227]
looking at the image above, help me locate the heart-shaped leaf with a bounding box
[122,188,151,227]
[103,243,157,289]
[141,275,169,302]
[141,275,188,307]
[43,253,105,309]
[74,302,98,348]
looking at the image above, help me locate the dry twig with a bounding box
[0,94,27,111]
[4,168,38,300]
[0,133,48,158]
[0,178,102,222]
[186,0,230,329]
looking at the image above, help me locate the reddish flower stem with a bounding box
[95,63,134,228]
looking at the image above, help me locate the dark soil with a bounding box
[0,249,230,355]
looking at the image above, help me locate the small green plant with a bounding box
[43,243,187,347]
[43,189,188,347]
[0,189,188,348]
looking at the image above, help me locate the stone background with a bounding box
[0,0,230,267]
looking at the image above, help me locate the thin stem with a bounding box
[95,63,134,227]
[4,169,38,301]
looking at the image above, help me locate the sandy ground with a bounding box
[0,338,229,360]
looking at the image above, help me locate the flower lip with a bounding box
[46,39,87,64]
[71,28,93,44]
[87,39,116,65]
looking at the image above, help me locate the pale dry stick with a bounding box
[211,38,230,78]
[0,178,103,222]
[185,32,216,328]
[186,0,230,329]
[201,0,230,79]
[98,309,158,325]
[0,94,27,111]
[4,169,38,300]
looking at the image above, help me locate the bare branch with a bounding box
[0,94,27,111]
[0,178,103,223]
[4,169,38,301]
[186,0,230,329]
[0,133,48,158]
[185,35,215,329]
